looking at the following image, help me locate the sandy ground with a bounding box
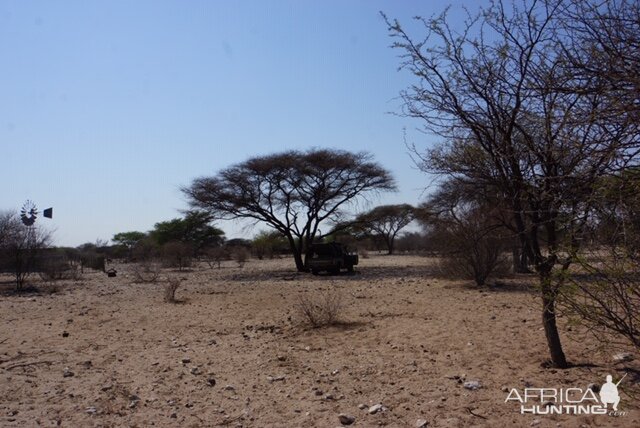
[0,255,638,427]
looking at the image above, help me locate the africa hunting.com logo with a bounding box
[505,374,628,416]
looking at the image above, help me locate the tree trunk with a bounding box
[540,272,568,368]
[286,234,308,272]
[512,244,532,273]
[387,236,394,255]
[293,250,306,272]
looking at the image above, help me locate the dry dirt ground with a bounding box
[0,255,638,427]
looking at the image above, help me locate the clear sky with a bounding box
[1,0,476,247]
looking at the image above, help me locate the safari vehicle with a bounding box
[305,242,358,275]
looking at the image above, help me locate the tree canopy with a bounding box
[112,231,146,249]
[150,211,225,252]
[354,204,414,254]
[182,148,396,271]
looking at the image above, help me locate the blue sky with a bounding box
[1,1,474,246]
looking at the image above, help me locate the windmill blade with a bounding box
[43,207,53,219]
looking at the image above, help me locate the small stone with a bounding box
[223,385,235,391]
[181,358,191,364]
[267,375,285,382]
[63,368,74,378]
[85,407,97,414]
[170,412,177,419]
[463,381,481,390]
[190,367,201,375]
[501,386,509,392]
[368,404,384,414]
[207,378,216,387]
[612,352,634,362]
[62,331,69,338]
[324,394,335,400]
[358,404,367,410]
[338,413,356,425]
[416,419,428,428]
[314,390,324,396]
[277,355,287,362]
[531,419,541,426]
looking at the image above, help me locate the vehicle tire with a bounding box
[347,264,354,272]
[311,269,319,275]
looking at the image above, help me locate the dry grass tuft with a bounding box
[295,288,345,328]
[164,277,181,303]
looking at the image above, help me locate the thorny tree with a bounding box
[354,204,414,255]
[0,211,52,291]
[183,149,395,272]
[385,0,640,367]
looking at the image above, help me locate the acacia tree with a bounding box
[182,149,396,271]
[112,231,146,260]
[385,0,640,367]
[355,204,414,254]
[150,211,225,253]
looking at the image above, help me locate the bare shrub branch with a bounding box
[295,288,345,328]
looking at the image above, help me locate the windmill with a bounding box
[20,200,53,227]
[20,200,53,245]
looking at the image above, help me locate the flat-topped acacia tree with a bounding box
[354,204,415,255]
[182,149,396,272]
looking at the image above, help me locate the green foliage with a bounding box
[150,211,224,253]
[112,231,146,249]
[251,230,288,259]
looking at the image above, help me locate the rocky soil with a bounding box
[0,255,637,427]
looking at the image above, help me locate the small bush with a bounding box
[164,277,181,303]
[232,247,249,268]
[295,288,344,328]
[132,260,161,283]
[437,245,510,286]
[204,247,228,269]
[161,241,192,270]
[39,257,81,282]
[80,252,105,272]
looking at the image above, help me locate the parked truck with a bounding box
[305,242,358,275]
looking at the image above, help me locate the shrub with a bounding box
[436,238,510,286]
[38,257,81,282]
[204,246,228,269]
[79,251,105,272]
[132,260,161,283]
[429,207,510,286]
[560,248,640,349]
[232,247,249,268]
[164,277,181,303]
[295,288,344,328]
[161,241,192,270]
